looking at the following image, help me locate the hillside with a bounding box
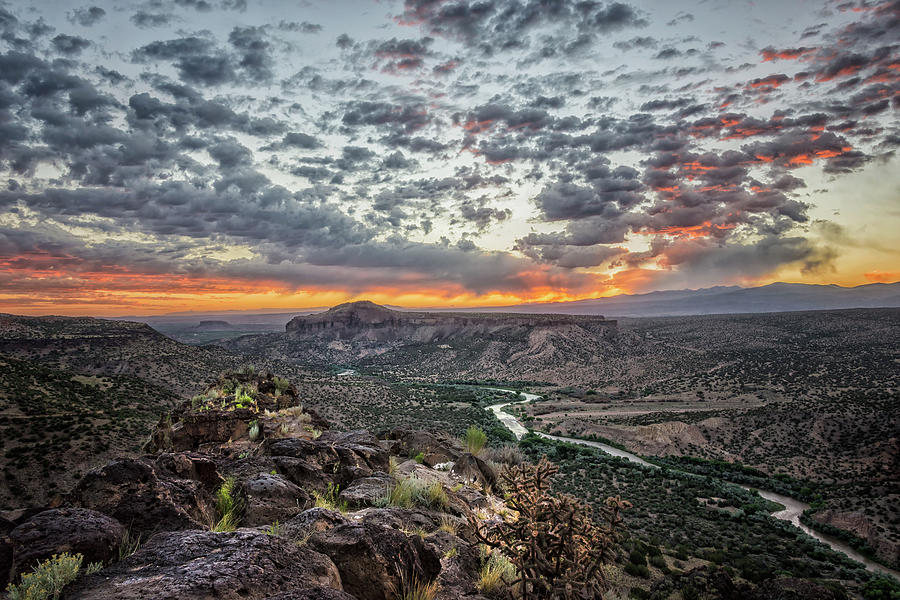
[224,300,624,385]
[0,314,244,396]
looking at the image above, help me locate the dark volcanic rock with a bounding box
[265,435,389,490]
[240,473,310,526]
[69,456,217,537]
[282,508,350,542]
[310,522,442,600]
[9,508,124,579]
[63,530,342,600]
[450,453,497,488]
[338,475,392,508]
[382,429,463,468]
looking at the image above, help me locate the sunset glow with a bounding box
[0,0,897,316]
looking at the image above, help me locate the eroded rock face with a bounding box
[68,456,217,537]
[282,508,350,542]
[240,473,310,526]
[265,435,389,491]
[382,429,463,468]
[450,453,497,488]
[9,508,124,579]
[63,530,342,600]
[338,475,392,508]
[310,522,442,600]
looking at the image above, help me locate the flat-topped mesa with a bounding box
[285,300,616,341]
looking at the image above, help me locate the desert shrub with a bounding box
[396,570,440,600]
[470,456,630,599]
[478,548,517,596]
[313,482,348,513]
[464,426,488,455]
[482,444,525,466]
[213,476,242,532]
[624,563,650,578]
[273,376,291,392]
[6,552,83,600]
[379,477,449,511]
[862,576,900,600]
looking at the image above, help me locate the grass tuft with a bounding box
[464,426,487,456]
[213,476,243,532]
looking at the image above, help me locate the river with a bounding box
[485,390,900,581]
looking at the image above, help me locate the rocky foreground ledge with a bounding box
[0,371,504,600]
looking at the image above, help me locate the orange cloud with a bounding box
[864,271,900,283]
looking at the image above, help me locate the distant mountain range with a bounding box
[115,281,900,325]
[437,281,900,318]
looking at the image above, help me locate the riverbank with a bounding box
[484,390,900,581]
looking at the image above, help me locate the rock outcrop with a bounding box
[7,375,501,600]
[63,530,342,600]
[9,508,124,580]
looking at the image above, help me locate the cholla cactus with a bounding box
[469,457,630,600]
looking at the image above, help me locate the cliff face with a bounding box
[221,300,623,385]
[285,300,617,343]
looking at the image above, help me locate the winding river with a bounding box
[486,390,900,580]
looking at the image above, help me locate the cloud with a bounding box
[67,6,106,27]
[51,34,90,55]
[130,11,173,28]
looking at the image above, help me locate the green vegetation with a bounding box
[396,572,440,600]
[378,477,449,511]
[313,482,348,513]
[477,549,517,596]
[213,476,242,532]
[517,434,871,586]
[117,529,142,561]
[6,553,84,600]
[464,425,487,455]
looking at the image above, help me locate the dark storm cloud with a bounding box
[130,11,173,28]
[51,34,90,55]
[278,21,322,34]
[341,101,430,133]
[281,132,321,149]
[613,36,657,51]
[133,37,240,86]
[397,0,647,54]
[229,26,274,82]
[67,7,106,27]
[175,0,213,12]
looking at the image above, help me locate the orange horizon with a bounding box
[1,274,896,318]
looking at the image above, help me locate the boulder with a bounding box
[310,522,441,600]
[381,429,463,468]
[265,436,389,489]
[354,507,448,534]
[282,508,349,542]
[69,457,217,537]
[148,407,259,452]
[450,453,497,489]
[9,508,123,579]
[240,473,310,526]
[426,530,484,599]
[63,530,342,600]
[337,475,392,508]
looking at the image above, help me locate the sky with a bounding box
[0,0,898,315]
